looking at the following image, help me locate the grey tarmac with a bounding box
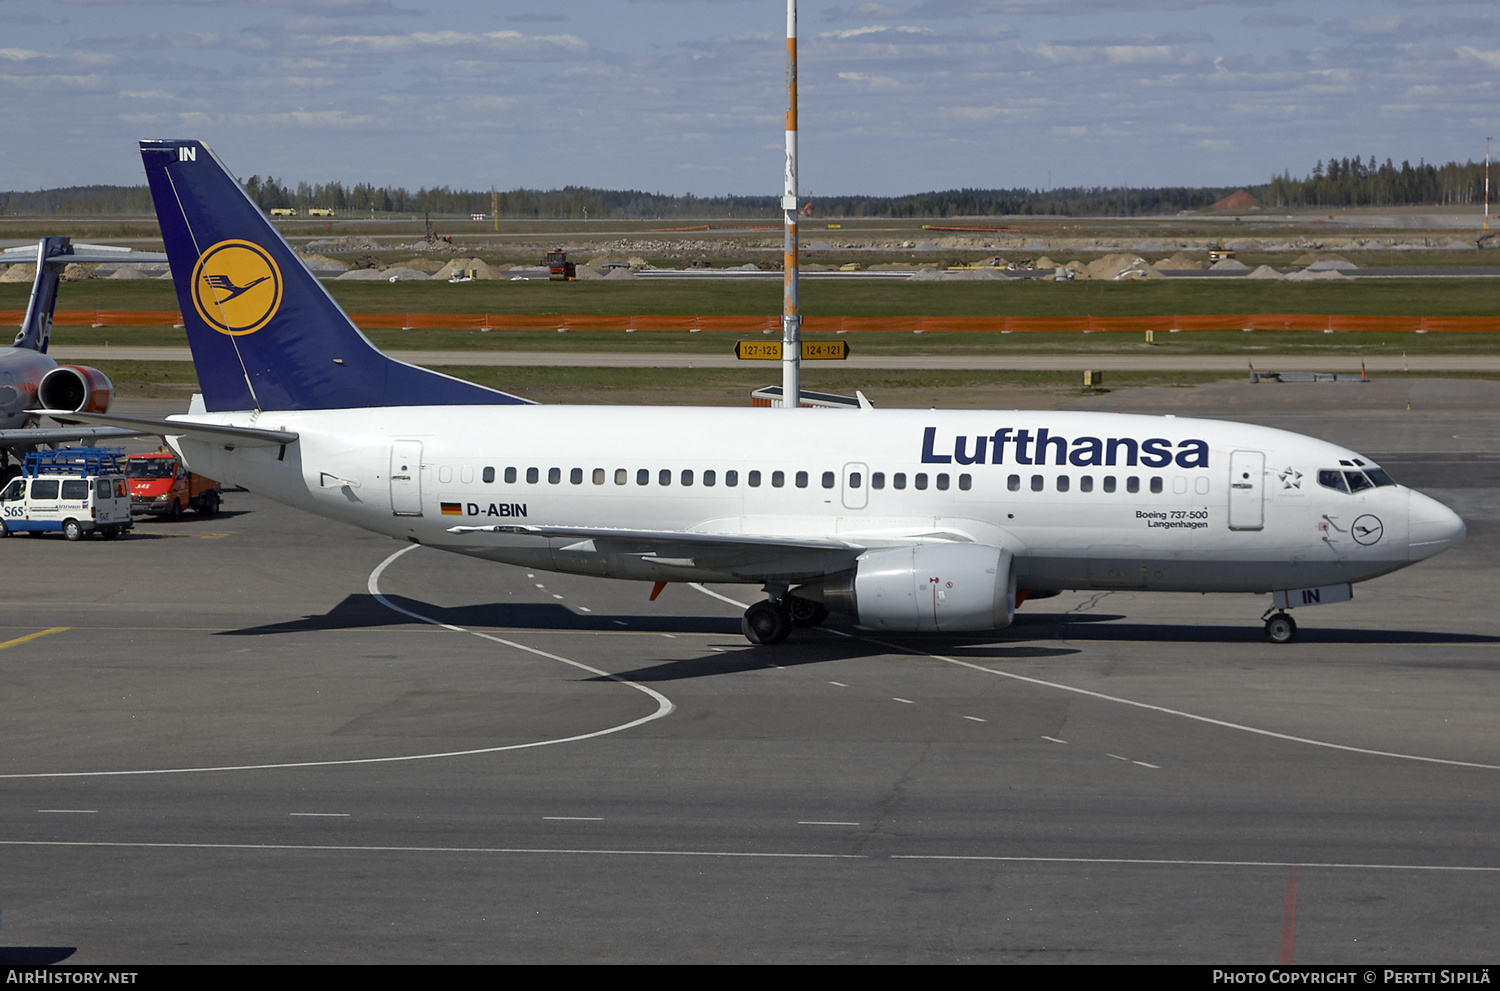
[0,382,1497,964]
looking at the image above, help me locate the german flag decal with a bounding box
[440,502,463,516]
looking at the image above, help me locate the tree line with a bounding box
[3,156,1492,217]
[1265,157,1492,209]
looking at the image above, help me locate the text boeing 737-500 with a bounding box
[66,140,1466,645]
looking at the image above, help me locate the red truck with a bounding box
[124,451,222,519]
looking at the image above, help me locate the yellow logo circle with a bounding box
[190,239,283,336]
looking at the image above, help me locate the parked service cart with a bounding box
[0,447,133,540]
[125,450,222,519]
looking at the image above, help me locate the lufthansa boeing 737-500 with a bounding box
[64,140,1467,645]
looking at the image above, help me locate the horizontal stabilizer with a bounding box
[33,410,299,447]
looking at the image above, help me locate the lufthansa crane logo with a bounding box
[1352,514,1384,546]
[190,239,283,336]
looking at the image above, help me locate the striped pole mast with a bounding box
[781,0,801,408]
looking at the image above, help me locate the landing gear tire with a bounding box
[787,597,828,628]
[63,519,85,542]
[1264,612,1297,644]
[742,601,793,645]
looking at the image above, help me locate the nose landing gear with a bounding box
[1262,609,1298,644]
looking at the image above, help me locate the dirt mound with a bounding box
[1245,265,1284,280]
[1292,252,1350,267]
[1211,189,1264,210]
[0,263,37,283]
[1154,251,1203,270]
[1080,253,1159,280]
[432,257,500,280]
[1285,268,1346,281]
[60,263,97,281]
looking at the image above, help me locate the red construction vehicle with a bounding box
[545,248,576,281]
[124,450,222,520]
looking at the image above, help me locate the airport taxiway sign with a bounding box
[734,340,849,360]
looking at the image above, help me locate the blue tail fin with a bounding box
[11,237,70,353]
[139,139,530,412]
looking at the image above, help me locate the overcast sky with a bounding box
[2,0,1497,197]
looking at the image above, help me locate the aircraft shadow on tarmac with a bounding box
[217,594,1499,651]
[0,947,75,965]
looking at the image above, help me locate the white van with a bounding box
[0,448,133,540]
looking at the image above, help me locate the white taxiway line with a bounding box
[688,585,1500,773]
[0,546,675,780]
[0,839,1493,874]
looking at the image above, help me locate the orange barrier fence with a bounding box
[9,310,1500,333]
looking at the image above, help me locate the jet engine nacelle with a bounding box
[819,543,1016,633]
[37,364,113,414]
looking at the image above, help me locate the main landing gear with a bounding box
[1262,609,1298,645]
[741,586,829,645]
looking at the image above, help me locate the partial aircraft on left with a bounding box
[0,237,165,478]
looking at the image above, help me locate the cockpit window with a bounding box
[1365,467,1396,487]
[1318,470,1348,493]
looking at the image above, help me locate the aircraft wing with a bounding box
[447,523,977,582]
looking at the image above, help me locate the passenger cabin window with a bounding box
[893,473,907,490]
[1079,475,1093,492]
[1056,475,1069,492]
[849,472,862,489]
[958,474,971,491]
[822,471,835,489]
[681,469,694,486]
[1126,476,1140,494]
[548,468,561,484]
[1150,477,1163,494]
[485,467,497,483]
[638,469,650,485]
[795,471,808,488]
[1103,476,1117,493]
[1008,475,1020,492]
[615,469,627,485]
[872,472,885,489]
[593,469,606,485]
[936,473,949,491]
[726,470,738,487]
[1030,475,1043,492]
[772,471,785,488]
[749,470,762,487]
[704,470,716,487]
[659,469,671,486]
[915,473,928,490]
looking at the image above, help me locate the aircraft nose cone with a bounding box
[1408,489,1466,561]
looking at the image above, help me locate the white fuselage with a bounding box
[166,404,1465,597]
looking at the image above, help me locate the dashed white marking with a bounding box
[0,839,864,862]
[799,821,859,827]
[828,681,848,688]
[613,620,629,626]
[1041,736,1067,745]
[578,607,592,613]
[552,594,564,600]
[660,634,676,639]
[892,698,914,704]
[681,582,1500,773]
[38,809,96,814]
[0,547,676,780]
[962,715,987,723]
[290,813,349,818]
[544,817,603,822]
[1107,753,1129,761]
[1133,761,1161,769]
